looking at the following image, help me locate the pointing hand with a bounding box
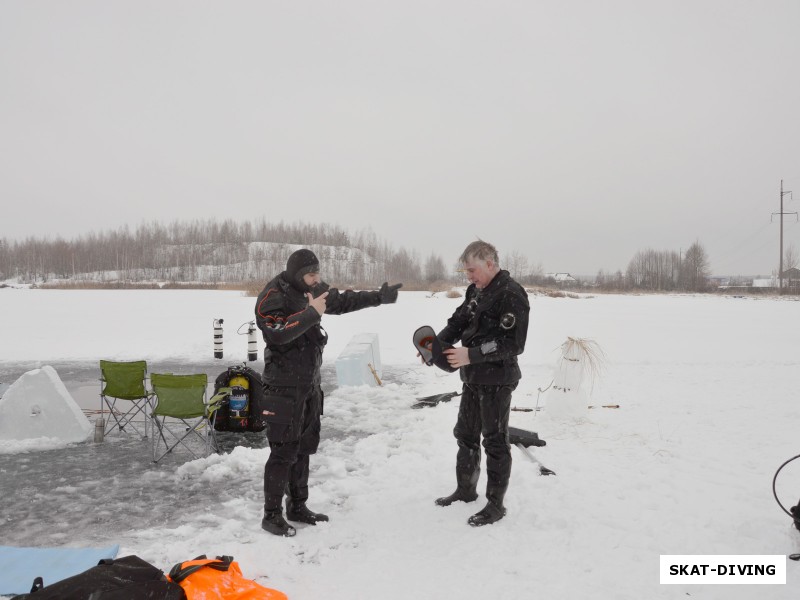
[379,282,403,304]
[307,291,329,315]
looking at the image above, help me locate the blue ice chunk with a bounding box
[335,333,382,387]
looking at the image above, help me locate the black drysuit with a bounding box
[438,269,530,505]
[254,272,382,511]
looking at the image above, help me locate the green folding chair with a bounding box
[100,360,154,438]
[150,373,221,463]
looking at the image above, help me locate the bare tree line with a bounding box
[0,219,450,287]
[0,219,716,292]
[596,240,711,292]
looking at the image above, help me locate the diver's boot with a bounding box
[435,469,479,506]
[467,502,506,526]
[261,509,297,537]
[435,487,479,506]
[467,485,507,527]
[286,499,329,525]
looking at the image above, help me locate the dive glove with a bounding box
[379,282,402,304]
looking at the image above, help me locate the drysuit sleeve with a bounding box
[255,287,321,346]
[324,287,381,315]
[466,290,530,365]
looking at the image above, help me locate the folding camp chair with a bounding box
[150,373,221,463]
[100,360,154,438]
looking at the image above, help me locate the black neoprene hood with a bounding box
[285,249,320,292]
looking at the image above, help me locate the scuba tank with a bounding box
[227,374,250,430]
[212,365,266,433]
[238,321,259,362]
[247,322,258,362]
[213,318,224,359]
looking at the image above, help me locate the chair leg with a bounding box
[152,415,173,463]
[153,416,211,463]
[207,412,219,455]
[102,396,124,434]
[103,397,149,438]
[152,416,164,462]
[143,396,152,439]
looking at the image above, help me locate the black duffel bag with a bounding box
[12,555,185,600]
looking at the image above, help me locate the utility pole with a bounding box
[772,180,796,293]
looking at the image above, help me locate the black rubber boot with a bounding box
[435,469,480,506]
[435,487,479,506]
[791,504,800,532]
[467,486,507,527]
[467,502,506,526]
[286,500,329,525]
[261,509,297,537]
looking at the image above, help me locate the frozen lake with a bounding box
[1,288,799,599]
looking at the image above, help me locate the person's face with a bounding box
[463,257,495,289]
[303,272,321,287]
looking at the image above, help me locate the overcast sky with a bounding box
[2,1,800,276]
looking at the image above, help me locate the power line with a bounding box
[707,217,792,274]
[712,234,776,274]
[714,221,772,257]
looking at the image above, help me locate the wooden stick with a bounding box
[368,363,382,386]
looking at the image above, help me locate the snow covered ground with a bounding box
[1,287,799,598]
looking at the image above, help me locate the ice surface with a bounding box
[1,289,799,599]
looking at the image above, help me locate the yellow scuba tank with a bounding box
[228,375,250,427]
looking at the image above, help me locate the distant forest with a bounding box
[0,219,720,292]
[0,219,493,288]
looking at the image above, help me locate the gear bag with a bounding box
[167,555,287,600]
[212,365,266,433]
[11,555,185,600]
